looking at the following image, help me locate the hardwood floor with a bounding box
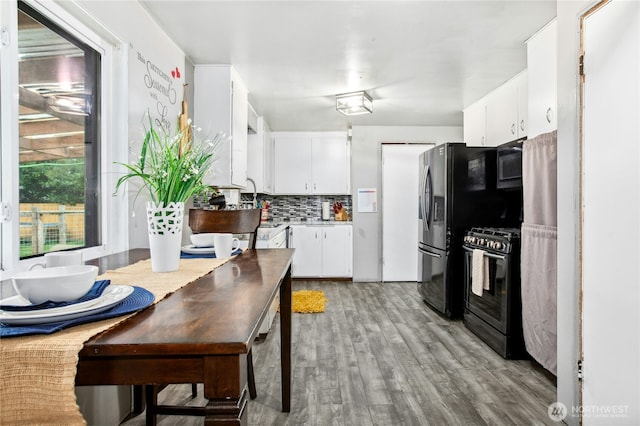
[121,280,557,426]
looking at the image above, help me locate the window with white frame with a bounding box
[16,1,101,259]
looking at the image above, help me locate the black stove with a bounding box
[462,226,526,359]
[463,227,520,254]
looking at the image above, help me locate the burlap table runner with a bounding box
[0,256,232,425]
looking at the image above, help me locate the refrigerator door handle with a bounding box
[420,165,431,231]
[418,246,441,258]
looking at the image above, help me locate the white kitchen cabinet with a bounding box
[485,70,528,146]
[273,132,350,195]
[273,136,311,194]
[243,116,273,194]
[464,70,527,147]
[463,99,487,146]
[289,224,352,278]
[516,71,528,137]
[320,226,352,277]
[194,65,248,188]
[527,19,557,138]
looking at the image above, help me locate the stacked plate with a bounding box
[0,285,134,325]
[181,245,215,255]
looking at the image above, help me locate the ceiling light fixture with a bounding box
[336,91,372,116]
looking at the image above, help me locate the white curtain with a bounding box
[523,130,557,226]
[521,130,557,374]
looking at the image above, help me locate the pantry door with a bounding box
[581,1,639,424]
[381,143,433,282]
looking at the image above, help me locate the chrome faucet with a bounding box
[246,177,257,208]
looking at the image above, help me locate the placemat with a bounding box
[0,255,234,425]
[0,286,154,337]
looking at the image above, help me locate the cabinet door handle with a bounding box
[520,120,525,132]
[511,123,516,135]
[546,107,553,123]
[481,136,485,146]
[313,183,316,191]
[305,183,308,190]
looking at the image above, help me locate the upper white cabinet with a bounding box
[464,71,527,147]
[463,99,487,147]
[527,19,557,137]
[486,71,528,145]
[243,116,273,194]
[273,132,350,194]
[194,65,248,188]
[465,70,528,147]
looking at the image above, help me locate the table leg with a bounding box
[203,355,248,424]
[279,265,292,412]
[203,390,247,426]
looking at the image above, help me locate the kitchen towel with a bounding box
[472,249,490,296]
[521,222,557,374]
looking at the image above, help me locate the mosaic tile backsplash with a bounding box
[194,191,352,222]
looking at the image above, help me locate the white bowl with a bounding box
[190,233,216,248]
[12,265,99,304]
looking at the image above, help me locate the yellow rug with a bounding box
[291,290,327,313]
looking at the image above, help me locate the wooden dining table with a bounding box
[77,248,293,425]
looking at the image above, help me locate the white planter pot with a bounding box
[146,202,184,272]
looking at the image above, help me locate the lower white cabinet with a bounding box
[289,225,352,278]
[258,293,280,336]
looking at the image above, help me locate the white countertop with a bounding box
[256,221,352,240]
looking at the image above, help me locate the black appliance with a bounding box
[462,227,525,358]
[496,138,525,190]
[417,143,507,318]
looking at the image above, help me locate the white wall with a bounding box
[350,126,462,282]
[556,2,590,424]
[558,1,640,425]
[580,1,639,424]
[74,0,187,250]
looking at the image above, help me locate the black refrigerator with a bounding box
[417,143,506,318]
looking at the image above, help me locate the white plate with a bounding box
[0,285,134,325]
[181,245,215,255]
[1,293,104,316]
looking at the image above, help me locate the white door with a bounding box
[581,1,639,424]
[381,143,433,282]
[321,226,352,277]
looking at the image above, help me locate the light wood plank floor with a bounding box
[122,280,557,426]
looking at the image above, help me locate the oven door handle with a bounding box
[418,247,441,258]
[462,246,506,261]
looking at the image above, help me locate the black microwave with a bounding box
[466,148,496,192]
[496,138,525,190]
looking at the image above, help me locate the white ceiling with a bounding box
[140,1,556,132]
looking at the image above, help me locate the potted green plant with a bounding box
[115,112,225,272]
